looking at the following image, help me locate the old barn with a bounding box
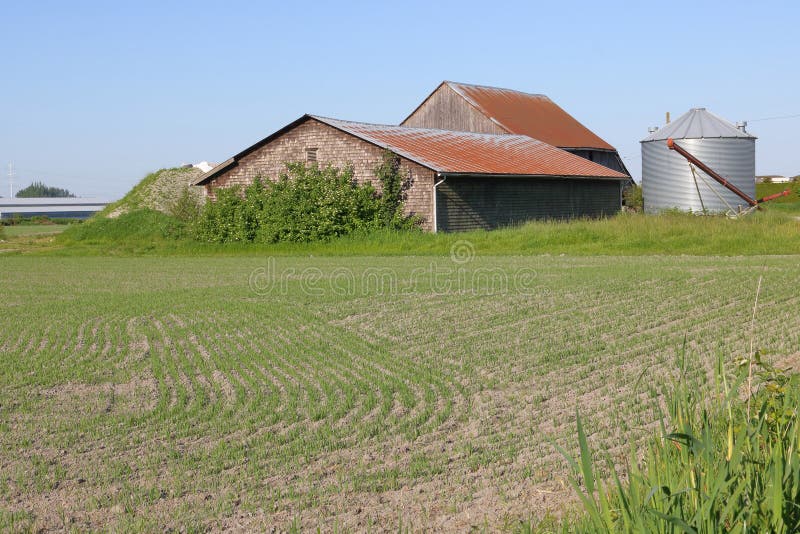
[195,113,628,232]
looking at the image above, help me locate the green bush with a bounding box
[167,187,203,222]
[194,158,419,244]
[0,216,81,226]
[623,183,643,212]
[375,150,418,228]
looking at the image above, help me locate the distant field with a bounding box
[1,254,799,531]
[2,224,68,237]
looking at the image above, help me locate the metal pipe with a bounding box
[757,189,792,204]
[667,138,758,207]
[432,174,446,233]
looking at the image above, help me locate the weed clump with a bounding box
[557,342,800,532]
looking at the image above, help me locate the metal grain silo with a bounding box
[641,108,756,214]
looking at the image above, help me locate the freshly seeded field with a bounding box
[1,254,799,531]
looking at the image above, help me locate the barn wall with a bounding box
[401,84,508,134]
[205,119,436,230]
[566,149,628,175]
[436,176,621,232]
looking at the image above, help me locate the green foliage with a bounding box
[195,161,419,244]
[15,180,75,198]
[0,215,80,226]
[623,183,643,212]
[375,150,419,229]
[558,346,800,533]
[167,187,203,222]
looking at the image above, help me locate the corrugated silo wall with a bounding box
[642,138,755,213]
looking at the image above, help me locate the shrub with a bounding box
[167,187,203,223]
[194,158,420,244]
[375,150,419,229]
[623,183,643,212]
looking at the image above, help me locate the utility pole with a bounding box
[7,162,14,198]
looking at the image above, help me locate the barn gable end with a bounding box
[402,82,507,135]
[201,117,437,230]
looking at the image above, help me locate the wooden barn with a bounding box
[194,114,628,232]
[402,81,630,175]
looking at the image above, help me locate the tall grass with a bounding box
[55,207,800,257]
[556,343,800,532]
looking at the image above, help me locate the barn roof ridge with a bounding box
[311,114,528,140]
[444,80,550,100]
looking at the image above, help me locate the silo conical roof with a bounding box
[641,108,756,142]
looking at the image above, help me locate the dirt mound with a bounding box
[102,167,205,218]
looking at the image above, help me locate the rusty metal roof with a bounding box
[313,116,627,178]
[436,81,616,151]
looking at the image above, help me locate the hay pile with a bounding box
[102,167,206,218]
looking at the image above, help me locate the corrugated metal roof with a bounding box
[313,116,627,178]
[443,81,616,151]
[641,108,756,142]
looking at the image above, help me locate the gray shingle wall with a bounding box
[436,176,621,232]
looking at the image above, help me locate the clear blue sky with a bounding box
[2,0,799,199]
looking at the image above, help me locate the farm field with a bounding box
[1,253,800,531]
[2,225,68,237]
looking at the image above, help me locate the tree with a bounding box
[622,182,643,212]
[16,181,75,198]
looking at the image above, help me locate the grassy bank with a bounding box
[48,207,800,257]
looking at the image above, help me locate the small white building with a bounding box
[0,198,109,219]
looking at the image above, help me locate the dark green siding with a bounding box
[436,176,621,232]
[566,149,630,175]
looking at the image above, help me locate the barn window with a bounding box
[306,148,318,164]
